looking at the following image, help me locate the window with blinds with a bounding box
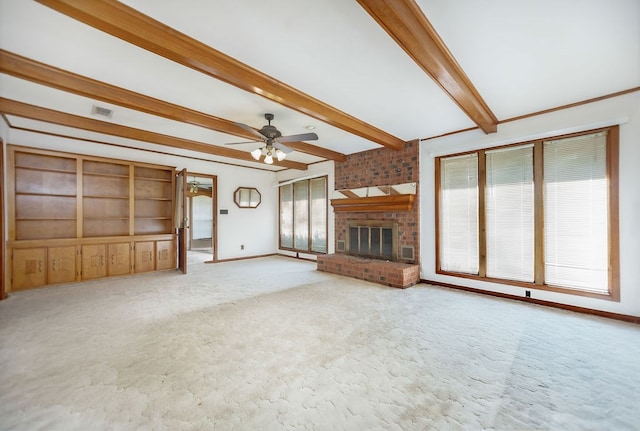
[439,154,479,274]
[485,145,534,282]
[279,176,327,253]
[436,127,618,300]
[544,133,608,293]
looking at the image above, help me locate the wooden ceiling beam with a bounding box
[357,0,498,134]
[0,98,308,171]
[35,0,406,151]
[0,50,346,162]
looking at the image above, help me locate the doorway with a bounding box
[185,173,217,262]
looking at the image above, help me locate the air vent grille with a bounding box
[91,105,113,118]
[401,246,414,261]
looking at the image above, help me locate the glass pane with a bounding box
[310,177,327,253]
[439,154,479,274]
[349,227,359,253]
[544,132,608,292]
[359,227,369,254]
[485,146,534,282]
[293,180,309,251]
[382,228,393,258]
[371,228,381,256]
[279,184,293,249]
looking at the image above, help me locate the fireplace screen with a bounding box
[346,221,398,261]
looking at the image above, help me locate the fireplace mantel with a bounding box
[330,194,415,212]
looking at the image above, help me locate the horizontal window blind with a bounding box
[279,184,293,249]
[439,154,479,274]
[486,145,534,282]
[544,132,608,293]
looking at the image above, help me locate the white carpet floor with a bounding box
[1,253,639,430]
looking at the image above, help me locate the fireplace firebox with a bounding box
[345,220,398,261]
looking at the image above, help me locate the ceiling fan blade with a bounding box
[275,143,294,154]
[224,140,260,145]
[277,132,319,143]
[234,122,265,139]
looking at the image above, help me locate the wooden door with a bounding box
[176,168,187,274]
[48,246,77,284]
[12,248,46,290]
[108,242,131,276]
[135,241,155,273]
[81,244,107,280]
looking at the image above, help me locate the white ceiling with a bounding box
[0,0,638,171]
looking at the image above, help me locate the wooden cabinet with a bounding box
[82,244,107,280]
[48,246,77,285]
[12,248,46,290]
[108,243,131,276]
[6,146,177,292]
[134,241,156,273]
[156,240,175,270]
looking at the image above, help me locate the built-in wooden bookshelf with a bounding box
[13,151,78,240]
[6,146,176,292]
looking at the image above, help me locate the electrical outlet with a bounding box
[240,244,244,250]
[525,290,531,298]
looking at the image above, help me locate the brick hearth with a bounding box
[317,254,419,289]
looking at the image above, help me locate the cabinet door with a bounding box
[82,244,106,280]
[48,246,77,284]
[135,241,155,273]
[108,243,131,276]
[156,240,175,271]
[12,248,46,290]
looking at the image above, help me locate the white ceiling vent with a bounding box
[91,105,113,119]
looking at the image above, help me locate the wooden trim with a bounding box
[0,50,346,162]
[533,141,544,285]
[10,127,284,173]
[213,253,276,264]
[424,280,640,324]
[607,126,620,302]
[357,0,497,134]
[330,194,415,212]
[0,137,4,299]
[500,87,640,124]
[35,0,404,151]
[434,126,621,301]
[0,98,308,171]
[434,157,442,273]
[477,150,486,277]
[420,87,640,143]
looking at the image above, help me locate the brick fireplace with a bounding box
[317,140,420,288]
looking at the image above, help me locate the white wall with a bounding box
[5,129,279,261]
[420,92,640,317]
[276,160,335,260]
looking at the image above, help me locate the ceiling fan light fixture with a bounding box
[264,153,274,164]
[275,148,287,161]
[251,148,262,160]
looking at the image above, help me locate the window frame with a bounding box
[278,176,328,254]
[435,126,620,301]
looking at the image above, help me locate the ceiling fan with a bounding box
[226,113,319,164]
